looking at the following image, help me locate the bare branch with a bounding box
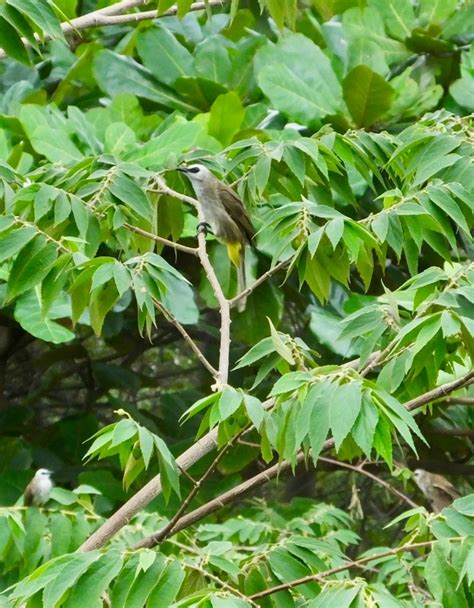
[124,223,198,256]
[0,1,227,60]
[134,428,246,549]
[154,176,231,390]
[318,456,418,508]
[443,397,474,406]
[229,259,289,309]
[80,363,470,552]
[249,537,463,599]
[79,426,220,551]
[132,370,472,546]
[406,370,474,411]
[153,298,218,380]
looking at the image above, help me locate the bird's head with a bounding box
[177,164,213,184]
[35,468,53,479]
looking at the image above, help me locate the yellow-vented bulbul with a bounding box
[178,164,255,312]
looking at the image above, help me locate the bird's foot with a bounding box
[197,222,211,236]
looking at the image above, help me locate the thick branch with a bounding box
[250,537,463,599]
[137,450,311,548]
[80,363,470,552]
[79,427,220,552]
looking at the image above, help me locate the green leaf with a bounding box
[330,381,362,451]
[29,126,83,163]
[147,561,185,606]
[8,0,64,40]
[109,173,152,221]
[219,387,242,421]
[7,236,57,300]
[0,16,30,64]
[270,372,312,396]
[94,50,199,114]
[63,551,123,608]
[208,92,245,146]
[425,544,469,608]
[0,226,36,263]
[137,27,195,86]
[371,0,416,40]
[14,290,75,344]
[256,33,344,125]
[453,495,474,517]
[351,395,379,458]
[243,394,265,431]
[126,119,205,169]
[195,36,232,85]
[111,419,137,447]
[373,414,392,467]
[307,381,333,462]
[309,584,362,608]
[343,65,394,127]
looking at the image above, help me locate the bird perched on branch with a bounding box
[178,164,255,312]
[413,468,460,513]
[23,468,53,507]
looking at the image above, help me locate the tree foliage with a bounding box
[0,0,473,606]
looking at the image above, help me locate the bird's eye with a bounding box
[188,167,200,174]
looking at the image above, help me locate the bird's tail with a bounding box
[227,242,247,312]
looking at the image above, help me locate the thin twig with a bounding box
[134,428,247,549]
[443,397,474,406]
[318,456,418,508]
[132,371,473,547]
[406,370,474,412]
[229,259,289,309]
[153,298,218,379]
[81,365,470,552]
[0,1,227,60]
[124,223,198,256]
[183,560,258,607]
[154,176,231,390]
[249,537,464,599]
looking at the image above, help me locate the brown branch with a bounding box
[229,259,289,309]
[318,457,418,508]
[80,365,470,552]
[443,397,474,406]
[0,1,226,60]
[153,298,218,380]
[154,176,231,390]
[134,428,246,549]
[79,427,220,551]
[249,537,463,600]
[406,370,474,411]
[132,370,472,546]
[427,428,474,437]
[124,223,198,256]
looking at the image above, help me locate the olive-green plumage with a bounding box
[178,164,255,311]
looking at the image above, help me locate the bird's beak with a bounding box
[176,166,188,173]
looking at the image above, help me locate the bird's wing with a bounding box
[431,475,460,499]
[23,482,35,506]
[218,184,255,244]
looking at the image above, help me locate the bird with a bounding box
[23,468,53,507]
[413,468,460,513]
[177,164,255,312]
